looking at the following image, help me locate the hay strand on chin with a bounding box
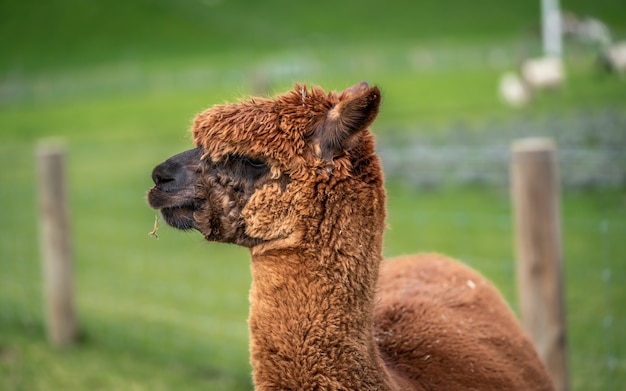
[148,214,159,240]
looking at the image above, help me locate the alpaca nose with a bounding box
[151,162,177,186]
[151,147,202,188]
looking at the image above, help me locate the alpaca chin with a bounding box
[160,205,196,231]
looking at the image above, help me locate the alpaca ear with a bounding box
[341,81,371,97]
[315,83,381,161]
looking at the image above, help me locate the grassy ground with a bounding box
[1,0,625,390]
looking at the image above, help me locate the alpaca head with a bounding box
[147,82,381,248]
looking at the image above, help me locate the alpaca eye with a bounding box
[243,157,266,168]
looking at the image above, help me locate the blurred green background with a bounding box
[1,0,625,390]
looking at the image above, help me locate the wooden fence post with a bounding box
[36,140,77,346]
[511,138,568,391]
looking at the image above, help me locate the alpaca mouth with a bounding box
[147,187,198,231]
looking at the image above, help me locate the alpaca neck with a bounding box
[247,182,395,390]
[248,250,394,390]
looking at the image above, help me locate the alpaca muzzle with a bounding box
[147,148,202,230]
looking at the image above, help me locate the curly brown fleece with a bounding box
[154,83,554,390]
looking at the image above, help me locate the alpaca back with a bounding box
[374,253,554,391]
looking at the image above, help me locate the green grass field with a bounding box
[1,1,625,390]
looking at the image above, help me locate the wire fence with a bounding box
[378,111,625,390]
[1,110,624,390]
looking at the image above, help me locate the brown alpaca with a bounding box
[147,82,554,390]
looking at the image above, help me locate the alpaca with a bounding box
[520,57,564,91]
[147,82,554,390]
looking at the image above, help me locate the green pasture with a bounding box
[1,0,625,390]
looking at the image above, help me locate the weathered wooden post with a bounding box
[36,140,77,346]
[511,138,568,391]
